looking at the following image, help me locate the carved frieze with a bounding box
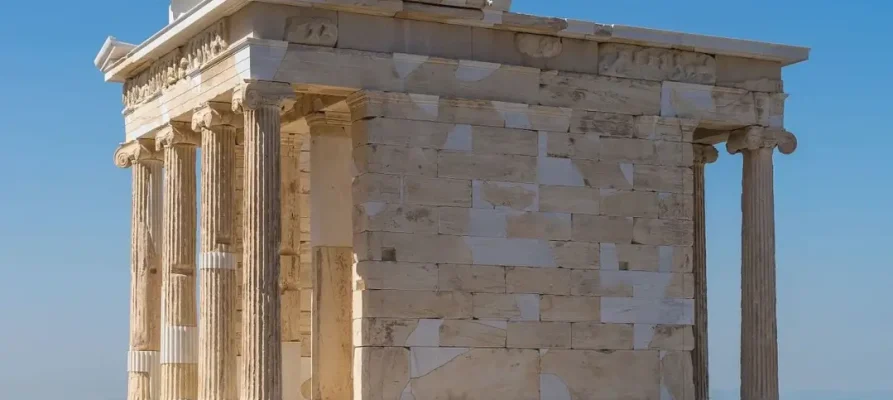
[599,43,716,85]
[284,16,338,46]
[122,19,229,111]
[515,33,563,58]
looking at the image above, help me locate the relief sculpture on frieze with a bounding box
[284,16,338,47]
[122,18,228,111]
[599,43,716,84]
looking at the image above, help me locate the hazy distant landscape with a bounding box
[712,390,893,400]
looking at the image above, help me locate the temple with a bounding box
[95,1,809,399]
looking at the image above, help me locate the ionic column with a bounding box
[193,103,238,400]
[691,144,718,400]
[280,131,303,400]
[156,123,201,400]
[727,127,797,400]
[231,81,296,400]
[116,139,163,400]
[307,114,353,400]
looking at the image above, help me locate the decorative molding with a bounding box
[284,16,338,47]
[156,122,200,150]
[726,126,797,155]
[599,43,716,84]
[515,33,562,58]
[122,18,228,111]
[692,144,719,165]
[192,102,237,131]
[231,81,296,113]
[114,138,161,168]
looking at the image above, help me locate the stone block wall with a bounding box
[349,91,697,399]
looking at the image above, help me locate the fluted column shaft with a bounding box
[157,124,201,400]
[195,104,238,400]
[116,140,164,400]
[233,81,295,400]
[280,133,303,400]
[691,145,717,400]
[728,127,797,400]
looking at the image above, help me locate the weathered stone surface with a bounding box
[570,270,688,298]
[471,29,600,74]
[354,261,439,291]
[354,203,438,233]
[473,181,538,211]
[661,351,695,400]
[465,237,556,267]
[633,165,686,193]
[284,14,338,46]
[506,267,571,295]
[540,295,600,322]
[356,290,474,319]
[571,215,634,243]
[438,208,509,238]
[573,161,635,189]
[353,318,419,347]
[438,152,537,183]
[658,192,693,220]
[550,241,599,269]
[355,347,409,400]
[337,13,473,60]
[409,349,539,400]
[506,211,572,240]
[378,232,473,263]
[715,55,783,92]
[600,190,659,218]
[355,144,437,176]
[600,244,691,272]
[634,116,698,142]
[570,110,638,137]
[353,173,401,203]
[507,322,571,348]
[539,131,600,160]
[600,298,693,325]
[755,92,787,128]
[570,322,633,350]
[598,43,716,84]
[439,320,508,347]
[632,218,694,246]
[540,350,660,400]
[438,264,506,293]
[404,176,472,207]
[539,186,600,215]
[540,71,662,115]
[471,125,539,156]
[634,324,694,351]
[473,293,541,321]
[661,81,757,128]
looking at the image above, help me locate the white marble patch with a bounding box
[600,243,620,270]
[409,94,440,118]
[634,324,656,350]
[282,342,302,400]
[455,60,500,82]
[401,383,416,400]
[659,246,674,272]
[494,101,532,129]
[127,350,159,373]
[444,124,473,151]
[465,237,556,267]
[394,53,429,79]
[540,374,572,400]
[410,347,470,378]
[538,157,585,187]
[406,319,443,347]
[601,298,694,325]
[468,209,510,237]
[620,163,634,186]
[161,325,198,364]
[516,294,541,321]
[358,202,387,217]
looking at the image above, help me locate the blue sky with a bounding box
[0,0,890,399]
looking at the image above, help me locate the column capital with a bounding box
[115,138,161,168]
[156,122,200,151]
[231,81,296,114]
[692,144,719,165]
[192,102,239,131]
[726,126,797,155]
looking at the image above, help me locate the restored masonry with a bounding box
[101,1,809,399]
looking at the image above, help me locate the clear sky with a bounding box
[0,0,889,399]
